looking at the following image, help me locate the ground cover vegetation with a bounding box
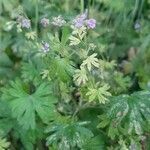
[0,0,150,149]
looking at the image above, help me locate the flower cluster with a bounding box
[73,11,87,28]
[73,11,96,29]
[17,15,66,30]
[17,12,96,31]
[16,13,96,55]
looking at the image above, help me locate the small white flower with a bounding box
[51,15,66,27]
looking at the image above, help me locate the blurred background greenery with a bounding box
[0,0,150,90]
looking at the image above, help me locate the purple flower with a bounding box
[21,18,31,29]
[86,19,96,29]
[73,18,84,28]
[40,18,49,27]
[73,11,88,28]
[41,42,50,53]
[79,10,88,20]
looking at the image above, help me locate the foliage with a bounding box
[2,80,57,129]
[86,84,111,103]
[0,137,10,150]
[46,117,93,149]
[98,91,150,148]
[0,0,150,149]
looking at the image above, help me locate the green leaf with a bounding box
[46,117,93,149]
[98,91,150,139]
[81,135,105,150]
[19,126,44,150]
[50,57,75,82]
[69,26,86,46]
[73,67,88,85]
[61,27,70,46]
[82,53,99,71]
[0,52,13,78]
[0,137,10,150]
[0,99,16,137]
[86,84,111,104]
[69,35,81,46]
[21,56,44,83]
[2,80,57,130]
[112,71,131,94]
[0,0,18,14]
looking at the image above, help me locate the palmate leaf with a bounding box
[98,91,150,139]
[69,26,86,46]
[21,61,38,81]
[50,57,75,82]
[86,84,111,104]
[45,117,93,150]
[112,71,131,94]
[82,53,99,71]
[0,137,10,150]
[69,35,81,46]
[21,56,44,83]
[73,67,88,86]
[2,80,57,130]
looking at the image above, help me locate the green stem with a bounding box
[133,0,139,19]
[72,99,83,118]
[80,0,84,13]
[137,0,144,19]
[65,0,69,12]
[88,0,92,18]
[35,0,39,36]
